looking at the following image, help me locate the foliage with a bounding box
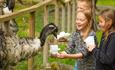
[97,0,115,6]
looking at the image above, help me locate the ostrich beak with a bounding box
[52,25,58,38]
[53,32,57,38]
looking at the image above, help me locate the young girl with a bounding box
[52,11,96,70]
[73,0,97,70]
[88,9,115,70]
[77,0,92,12]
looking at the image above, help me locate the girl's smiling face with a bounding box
[76,12,89,31]
[98,16,112,32]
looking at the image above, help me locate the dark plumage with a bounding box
[6,0,15,11]
[39,23,58,46]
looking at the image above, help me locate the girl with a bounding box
[88,9,115,70]
[52,11,96,70]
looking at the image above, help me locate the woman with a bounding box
[52,11,96,70]
[88,9,115,70]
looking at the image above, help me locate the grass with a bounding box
[13,0,115,70]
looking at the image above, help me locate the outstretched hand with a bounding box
[56,53,67,58]
[50,52,67,59]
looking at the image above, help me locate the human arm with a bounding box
[55,52,83,59]
[52,32,93,59]
[61,32,91,59]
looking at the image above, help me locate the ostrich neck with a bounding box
[39,32,48,46]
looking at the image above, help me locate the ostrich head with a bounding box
[39,23,58,46]
[6,0,23,11]
[6,0,15,11]
[3,1,19,34]
[9,19,19,33]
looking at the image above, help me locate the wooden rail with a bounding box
[0,0,53,22]
[97,5,115,10]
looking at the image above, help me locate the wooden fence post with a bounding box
[92,0,97,31]
[72,0,76,32]
[67,2,71,33]
[43,5,49,69]
[54,0,59,29]
[61,4,66,32]
[28,11,35,70]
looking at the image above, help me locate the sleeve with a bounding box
[92,36,100,59]
[93,35,115,65]
[92,34,103,60]
[65,33,76,54]
[79,40,89,57]
[92,48,100,60]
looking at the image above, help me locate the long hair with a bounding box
[100,9,115,30]
[83,11,94,37]
[76,11,93,38]
[99,9,115,39]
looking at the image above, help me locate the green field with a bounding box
[13,0,115,70]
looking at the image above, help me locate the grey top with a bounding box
[65,31,96,70]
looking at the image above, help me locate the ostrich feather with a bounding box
[6,0,15,11]
[3,7,12,14]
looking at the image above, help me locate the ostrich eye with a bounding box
[49,25,55,29]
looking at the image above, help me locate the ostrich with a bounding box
[0,23,58,70]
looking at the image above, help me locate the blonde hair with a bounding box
[83,11,93,37]
[77,11,93,38]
